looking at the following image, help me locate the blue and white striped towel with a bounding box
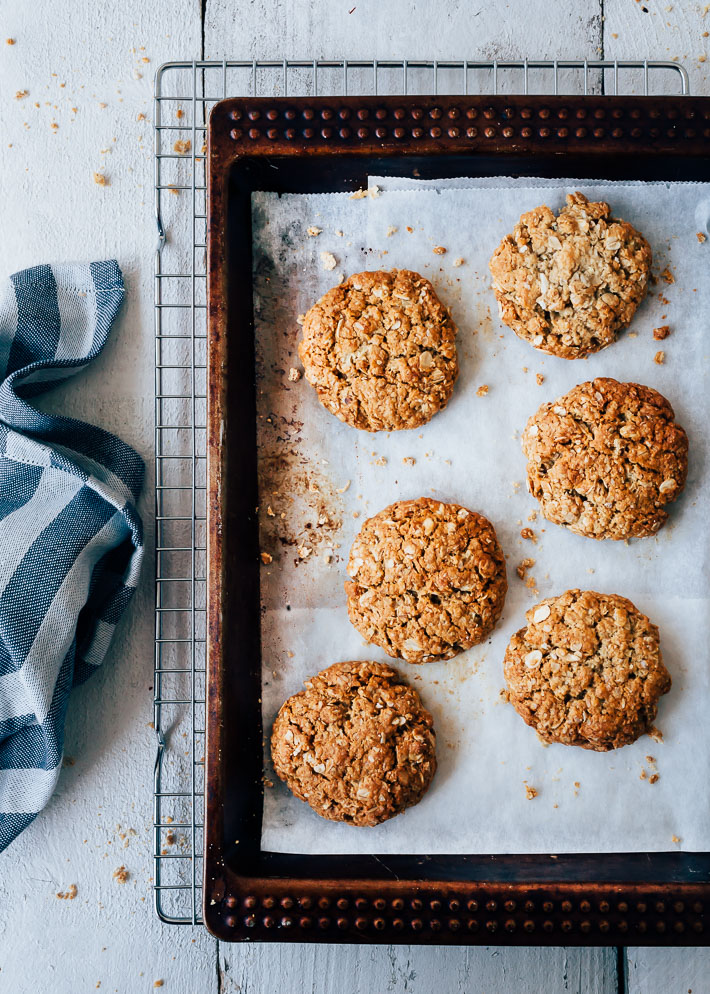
[0,261,144,853]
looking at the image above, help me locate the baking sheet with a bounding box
[252,178,710,854]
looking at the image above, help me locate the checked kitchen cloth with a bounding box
[0,261,144,852]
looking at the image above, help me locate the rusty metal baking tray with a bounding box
[204,90,710,944]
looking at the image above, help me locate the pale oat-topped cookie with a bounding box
[298,269,458,431]
[523,378,688,540]
[345,498,507,663]
[503,589,670,751]
[489,192,652,358]
[270,660,436,826]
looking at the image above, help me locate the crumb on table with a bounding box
[306,226,322,237]
[476,384,489,397]
[260,551,273,565]
[453,257,464,267]
[386,226,398,237]
[320,251,337,271]
[56,884,78,900]
[653,325,670,340]
[288,367,302,382]
[520,527,536,542]
[697,232,707,243]
[432,245,446,255]
[402,456,416,466]
[112,866,129,885]
[654,350,665,365]
[173,138,191,155]
[523,782,538,800]
[660,266,675,284]
[93,172,108,186]
[535,373,545,385]
[672,834,681,844]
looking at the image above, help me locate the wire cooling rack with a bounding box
[152,57,690,926]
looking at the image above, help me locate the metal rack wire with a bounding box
[152,57,690,926]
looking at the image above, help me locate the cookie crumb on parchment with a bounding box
[287,367,302,381]
[523,782,538,800]
[520,527,536,541]
[476,384,489,397]
[654,350,665,365]
[319,251,337,271]
[697,232,707,243]
[653,325,670,340]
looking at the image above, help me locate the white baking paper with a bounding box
[252,178,710,854]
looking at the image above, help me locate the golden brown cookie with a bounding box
[345,498,507,663]
[523,378,688,540]
[298,269,458,431]
[270,660,436,826]
[503,589,670,751]
[489,192,652,358]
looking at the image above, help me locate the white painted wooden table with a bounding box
[0,2,708,991]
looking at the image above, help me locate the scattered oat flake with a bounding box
[320,251,337,271]
[672,835,681,844]
[516,558,536,580]
[136,112,146,121]
[697,232,707,243]
[93,172,108,186]
[288,367,302,382]
[113,866,129,884]
[523,783,538,800]
[307,226,322,237]
[173,139,191,155]
[476,384,489,397]
[15,90,28,100]
[56,884,78,900]
[520,527,536,541]
[386,226,398,237]
[453,257,464,267]
[654,350,666,365]
[403,456,416,466]
[660,266,675,284]
[260,552,273,565]
[535,373,545,385]
[349,188,367,199]
[653,325,670,341]
[433,245,446,255]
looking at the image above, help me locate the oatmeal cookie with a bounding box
[345,498,507,663]
[489,192,652,358]
[503,589,670,751]
[270,660,436,825]
[523,378,688,540]
[298,269,458,431]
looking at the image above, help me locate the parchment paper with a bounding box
[252,178,710,854]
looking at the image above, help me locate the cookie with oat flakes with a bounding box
[489,192,652,359]
[298,269,458,431]
[523,378,688,540]
[503,590,670,751]
[345,498,507,664]
[270,660,436,826]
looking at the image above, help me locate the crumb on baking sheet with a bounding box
[112,866,129,884]
[56,884,78,900]
[433,245,446,255]
[93,172,108,186]
[523,782,538,800]
[173,138,191,155]
[336,480,351,493]
[649,773,659,784]
[520,527,536,542]
[288,367,302,382]
[406,225,414,233]
[516,558,536,580]
[298,546,312,559]
[386,226,398,237]
[6,38,15,44]
[15,90,28,99]
[672,834,681,844]
[153,983,164,989]
[476,384,489,397]
[403,456,416,466]
[260,551,273,565]
[653,325,670,340]
[306,226,322,237]
[698,232,707,243]
[452,257,464,267]
[536,373,545,385]
[650,726,664,743]
[136,112,146,121]
[320,251,337,271]
[660,266,675,284]
[654,350,665,365]
[176,108,184,119]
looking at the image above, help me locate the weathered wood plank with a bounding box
[0,3,215,992]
